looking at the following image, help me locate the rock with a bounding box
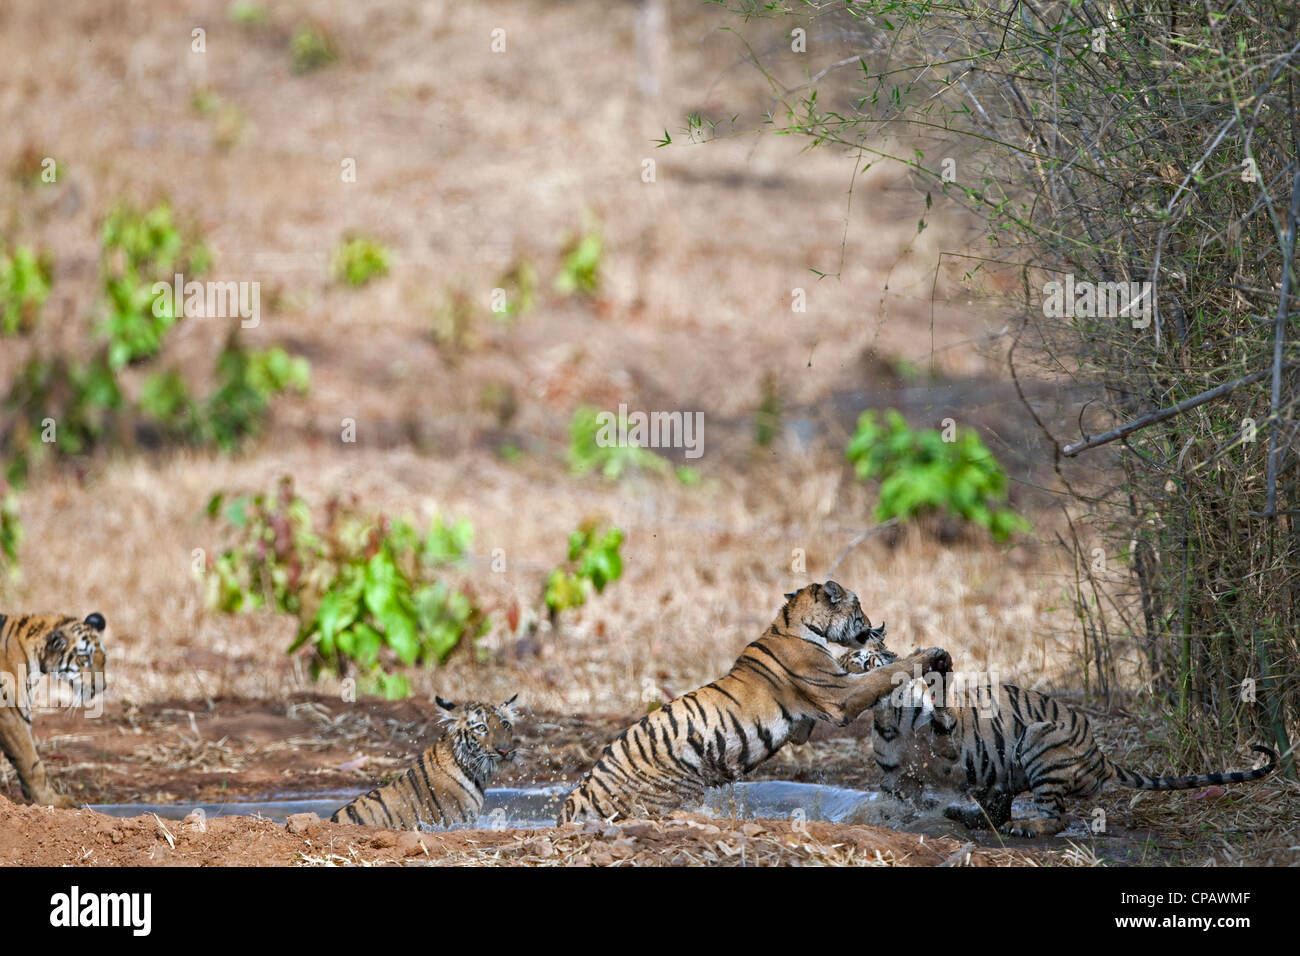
[369,831,398,849]
[285,812,320,835]
[620,822,655,840]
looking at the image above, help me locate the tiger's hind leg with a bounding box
[999,721,1070,838]
[944,791,1012,830]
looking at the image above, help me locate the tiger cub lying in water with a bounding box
[844,648,1278,837]
[559,581,951,824]
[331,695,517,829]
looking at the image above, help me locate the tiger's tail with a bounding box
[1109,745,1278,790]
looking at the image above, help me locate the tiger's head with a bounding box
[780,580,886,651]
[436,694,520,787]
[36,612,107,705]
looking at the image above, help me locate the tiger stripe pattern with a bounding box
[0,612,107,807]
[330,695,518,829]
[558,580,952,824]
[864,671,1279,837]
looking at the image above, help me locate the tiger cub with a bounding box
[558,581,952,824]
[0,612,107,807]
[330,695,518,829]
[846,652,1279,837]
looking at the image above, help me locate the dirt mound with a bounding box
[0,794,1057,867]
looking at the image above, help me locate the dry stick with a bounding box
[1264,167,1300,517]
[1060,367,1276,457]
[826,519,899,578]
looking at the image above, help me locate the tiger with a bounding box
[0,612,107,808]
[330,694,519,829]
[848,650,1280,837]
[557,580,952,824]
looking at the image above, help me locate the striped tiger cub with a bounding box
[330,695,518,829]
[558,581,952,824]
[0,612,107,807]
[854,659,1279,837]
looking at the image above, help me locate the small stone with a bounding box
[741,823,763,838]
[109,828,124,844]
[369,831,397,849]
[285,812,320,835]
[621,822,655,840]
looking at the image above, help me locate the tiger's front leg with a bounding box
[944,791,1013,830]
[0,712,70,807]
[839,647,952,724]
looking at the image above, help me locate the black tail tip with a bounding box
[1250,744,1280,769]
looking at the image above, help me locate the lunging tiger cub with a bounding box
[850,654,1279,837]
[330,695,518,829]
[558,581,951,824]
[0,612,107,807]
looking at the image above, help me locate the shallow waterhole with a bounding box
[85,781,889,830]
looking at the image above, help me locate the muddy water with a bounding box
[85,781,1157,862]
[85,781,883,830]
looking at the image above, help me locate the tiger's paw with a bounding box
[911,647,952,676]
[943,804,993,830]
[998,816,1066,839]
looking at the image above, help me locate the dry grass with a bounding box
[0,0,1289,865]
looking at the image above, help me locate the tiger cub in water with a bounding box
[844,649,1278,837]
[330,695,518,829]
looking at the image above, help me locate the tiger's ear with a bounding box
[823,580,845,604]
[84,612,106,631]
[784,591,799,601]
[434,695,457,712]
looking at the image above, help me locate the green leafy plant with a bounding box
[544,521,624,620]
[205,478,487,698]
[0,483,20,580]
[0,245,52,335]
[754,372,782,447]
[845,409,1028,542]
[567,406,669,480]
[289,24,338,74]
[494,258,537,319]
[332,236,389,287]
[554,229,602,296]
[2,353,122,485]
[99,202,209,368]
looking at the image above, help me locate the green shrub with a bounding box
[0,245,52,335]
[544,521,624,618]
[0,484,20,580]
[554,230,602,296]
[845,409,1028,542]
[289,24,338,74]
[205,478,487,698]
[567,406,668,480]
[332,236,389,287]
[99,202,209,369]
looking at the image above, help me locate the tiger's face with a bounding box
[782,580,886,650]
[38,612,107,704]
[437,694,519,782]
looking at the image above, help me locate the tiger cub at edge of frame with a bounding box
[558,581,952,824]
[330,695,518,829]
[0,612,108,807]
[842,649,1278,837]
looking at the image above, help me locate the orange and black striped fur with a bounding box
[863,670,1279,837]
[0,612,107,807]
[558,581,951,823]
[330,695,518,829]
